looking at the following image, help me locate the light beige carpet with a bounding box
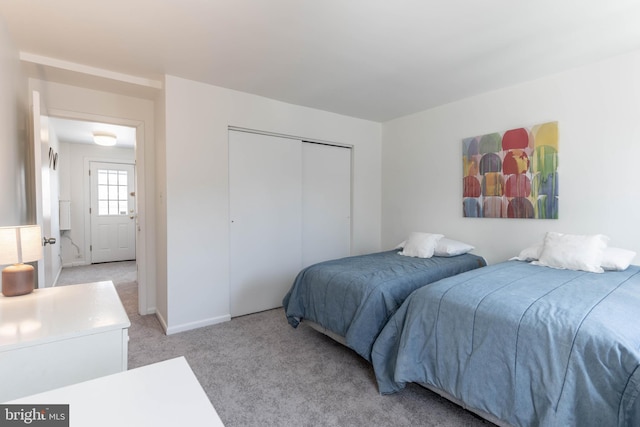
[56,260,136,287]
[56,262,494,427]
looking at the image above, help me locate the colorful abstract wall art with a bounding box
[462,121,558,219]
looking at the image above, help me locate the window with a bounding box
[97,169,128,215]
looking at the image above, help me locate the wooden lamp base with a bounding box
[1,263,35,297]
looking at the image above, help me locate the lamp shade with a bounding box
[0,225,43,265]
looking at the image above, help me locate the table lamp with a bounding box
[0,225,43,297]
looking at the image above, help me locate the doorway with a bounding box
[48,116,139,287]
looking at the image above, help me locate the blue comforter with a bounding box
[283,250,486,362]
[372,261,640,427]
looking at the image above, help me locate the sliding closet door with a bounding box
[302,143,351,267]
[229,131,302,317]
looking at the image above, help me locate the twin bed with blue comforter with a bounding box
[283,249,486,361]
[371,261,640,426]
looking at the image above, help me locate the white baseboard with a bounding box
[164,314,231,335]
[62,260,89,268]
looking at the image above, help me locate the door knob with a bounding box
[43,237,56,246]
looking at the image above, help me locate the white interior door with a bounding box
[229,130,302,317]
[30,91,54,288]
[89,161,136,263]
[302,142,352,267]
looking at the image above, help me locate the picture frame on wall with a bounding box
[462,121,558,219]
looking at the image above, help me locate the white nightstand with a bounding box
[0,281,130,402]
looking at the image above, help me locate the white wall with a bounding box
[0,20,29,290]
[160,75,382,333]
[0,20,27,226]
[57,141,135,266]
[382,49,640,265]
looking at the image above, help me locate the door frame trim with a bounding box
[48,108,150,316]
[228,125,353,149]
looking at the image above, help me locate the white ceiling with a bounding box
[2,1,640,122]
[48,117,136,148]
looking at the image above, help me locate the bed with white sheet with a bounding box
[371,233,639,427]
[283,233,486,362]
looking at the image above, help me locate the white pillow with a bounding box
[601,247,637,271]
[533,232,609,273]
[434,238,474,257]
[511,244,543,262]
[398,232,444,258]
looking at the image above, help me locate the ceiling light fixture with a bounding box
[93,132,117,147]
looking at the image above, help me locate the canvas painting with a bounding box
[462,121,558,219]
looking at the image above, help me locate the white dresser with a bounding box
[8,357,225,426]
[0,281,130,402]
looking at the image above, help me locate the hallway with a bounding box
[56,261,136,287]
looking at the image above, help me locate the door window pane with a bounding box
[98,170,108,185]
[108,186,118,199]
[118,186,128,200]
[98,186,108,199]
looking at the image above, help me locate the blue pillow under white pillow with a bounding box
[512,231,636,272]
